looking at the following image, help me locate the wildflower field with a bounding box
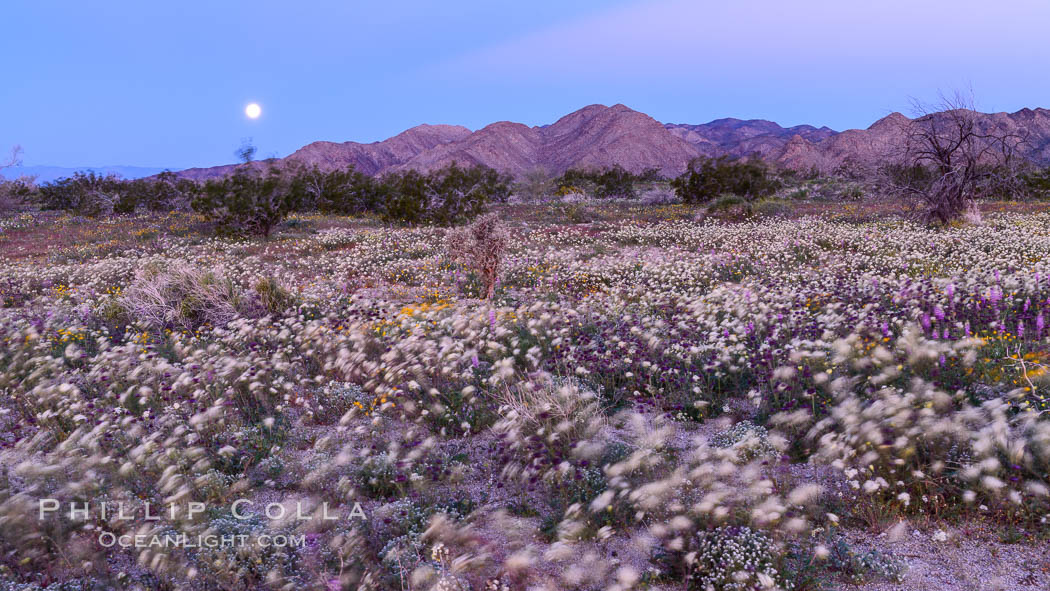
[2,204,1050,590]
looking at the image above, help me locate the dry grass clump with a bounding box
[118,261,297,332]
[492,376,608,491]
[118,261,246,331]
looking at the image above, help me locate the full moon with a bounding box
[245,103,262,119]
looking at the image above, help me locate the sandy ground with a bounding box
[841,525,1050,591]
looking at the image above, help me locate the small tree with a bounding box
[290,164,386,214]
[670,156,780,204]
[886,92,1027,224]
[235,138,257,164]
[381,168,430,224]
[446,213,509,299]
[553,165,658,199]
[381,163,511,225]
[193,165,299,239]
[425,162,511,224]
[37,171,124,216]
[113,171,199,214]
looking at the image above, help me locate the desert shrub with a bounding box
[0,176,35,213]
[673,526,792,591]
[118,261,252,331]
[381,163,511,225]
[671,156,780,204]
[112,171,199,213]
[1023,166,1050,199]
[31,171,195,216]
[37,171,124,216]
[886,97,1028,223]
[881,163,937,196]
[638,186,679,205]
[253,275,297,315]
[192,164,300,238]
[705,193,756,220]
[289,164,386,214]
[710,420,779,463]
[824,536,907,583]
[493,377,607,492]
[445,213,509,299]
[554,165,660,199]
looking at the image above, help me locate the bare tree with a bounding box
[0,145,33,213]
[1,145,22,170]
[886,92,1028,224]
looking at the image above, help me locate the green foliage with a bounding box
[253,276,298,315]
[37,171,123,216]
[381,169,431,225]
[114,171,199,213]
[380,162,511,225]
[0,176,35,212]
[820,535,907,583]
[37,171,198,215]
[710,420,779,462]
[670,156,780,204]
[192,164,300,238]
[882,163,937,194]
[654,526,792,591]
[1023,167,1050,199]
[289,164,387,214]
[554,165,660,199]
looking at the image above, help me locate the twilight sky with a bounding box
[3,0,1048,169]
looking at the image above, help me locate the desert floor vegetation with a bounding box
[2,200,1050,590]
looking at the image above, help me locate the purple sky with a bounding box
[3,0,1047,169]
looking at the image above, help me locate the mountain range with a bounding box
[24,104,1050,183]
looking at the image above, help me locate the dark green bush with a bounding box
[38,171,124,215]
[192,165,301,238]
[670,156,780,204]
[1023,167,1050,199]
[380,162,511,225]
[289,164,387,214]
[554,165,660,199]
[881,163,937,194]
[34,162,508,229]
[113,171,199,214]
[0,177,35,212]
[37,171,198,215]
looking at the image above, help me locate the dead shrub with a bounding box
[119,262,250,331]
[445,213,509,299]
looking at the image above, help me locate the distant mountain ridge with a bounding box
[29,104,1050,183]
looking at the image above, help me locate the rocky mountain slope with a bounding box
[771,108,1050,173]
[175,104,1050,180]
